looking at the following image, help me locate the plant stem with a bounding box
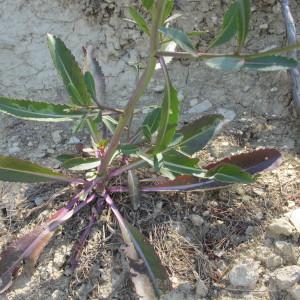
[98,0,167,175]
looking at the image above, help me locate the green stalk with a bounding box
[98,0,167,174]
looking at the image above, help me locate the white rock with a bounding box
[52,130,63,144]
[52,290,65,300]
[68,136,80,144]
[188,100,212,114]
[217,108,236,121]
[190,214,205,226]
[268,218,295,237]
[274,241,298,264]
[288,284,300,300]
[271,265,300,290]
[228,260,260,289]
[265,254,283,270]
[196,278,208,297]
[288,208,300,233]
[153,85,164,93]
[190,98,198,106]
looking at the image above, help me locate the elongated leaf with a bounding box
[83,45,106,107]
[142,108,161,141]
[0,207,68,293]
[206,164,254,183]
[119,144,139,155]
[243,55,298,71]
[176,114,224,155]
[47,34,92,106]
[0,156,70,182]
[141,148,282,191]
[163,0,174,21]
[159,27,196,54]
[205,57,245,71]
[129,7,150,35]
[141,0,154,10]
[209,2,238,48]
[56,154,77,163]
[102,115,118,134]
[105,194,170,299]
[154,60,180,153]
[62,157,100,171]
[128,170,141,210]
[236,0,251,48]
[0,97,87,122]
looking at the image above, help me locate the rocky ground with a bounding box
[0,0,300,299]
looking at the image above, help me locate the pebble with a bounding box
[153,85,164,93]
[274,241,298,264]
[195,278,208,297]
[268,218,295,237]
[288,284,300,300]
[288,208,300,233]
[228,259,260,289]
[190,214,205,226]
[271,265,300,290]
[217,108,236,121]
[188,100,212,114]
[52,130,63,144]
[265,254,283,270]
[52,290,65,300]
[68,136,80,144]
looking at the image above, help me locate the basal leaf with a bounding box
[209,2,239,48]
[141,148,282,191]
[0,97,87,122]
[0,156,70,183]
[119,144,139,155]
[62,157,101,171]
[129,6,150,35]
[163,0,174,22]
[142,107,161,141]
[176,114,225,155]
[84,71,97,103]
[56,154,77,163]
[206,164,254,183]
[105,194,170,299]
[154,63,180,153]
[205,57,245,71]
[159,27,196,54]
[236,0,251,48]
[47,34,92,106]
[243,55,298,71]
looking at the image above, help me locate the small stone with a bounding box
[202,210,210,217]
[243,85,250,92]
[188,100,212,114]
[288,208,300,233]
[228,259,260,289]
[52,290,65,300]
[153,85,164,93]
[217,108,236,121]
[288,284,300,300]
[274,241,298,264]
[255,246,272,263]
[268,218,295,237]
[190,98,198,106]
[8,145,21,155]
[271,265,300,290]
[245,226,255,236]
[195,278,208,297]
[52,130,63,144]
[27,141,33,147]
[265,254,283,270]
[68,136,80,144]
[190,214,205,226]
[270,87,278,92]
[259,23,269,30]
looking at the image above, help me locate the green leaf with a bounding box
[243,55,298,71]
[62,157,101,171]
[163,150,203,176]
[84,71,97,103]
[154,66,180,153]
[0,97,87,122]
[142,108,161,141]
[141,0,154,10]
[0,156,70,182]
[205,56,245,71]
[236,0,251,48]
[119,144,139,155]
[209,2,239,48]
[129,6,150,35]
[102,115,118,134]
[47,34,92,106]
[159,27,196,54]
[176,114,224,155]
[163,0,174,21]
[206,164,254,184]
[56,154,77,162]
